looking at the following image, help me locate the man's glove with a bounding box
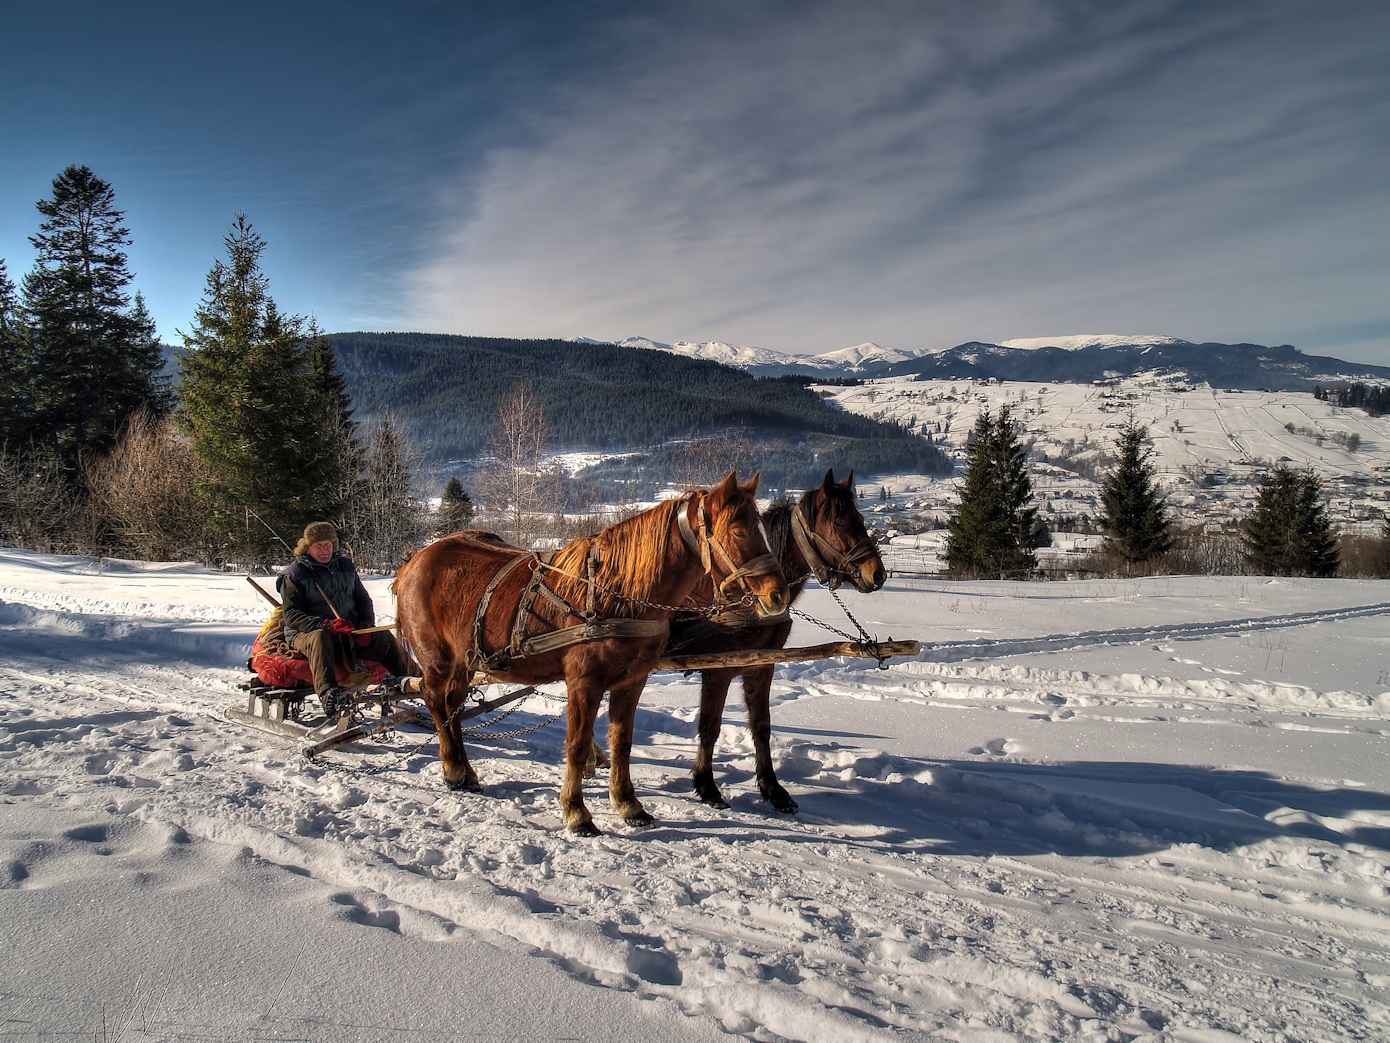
[325,617,356,635]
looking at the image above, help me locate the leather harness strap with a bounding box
[471,488,784,673]
[790,503,877,590]
[677,492,780,603]
[472,544,670,674]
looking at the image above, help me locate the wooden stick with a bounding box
[351,623,398,635]
[656,639,921,673]
[247,575,280,607]
[465,639,921,687]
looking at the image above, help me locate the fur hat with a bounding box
[293,521,340,557]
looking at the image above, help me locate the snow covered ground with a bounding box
[3,547,1389,1042]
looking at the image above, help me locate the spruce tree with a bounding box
[1243,465,1339,577]
[0,259,29,444]
[176,215,353,562]
[437,476,474,534]
[1099,416,1173,571]
[21,166,166,464]
[944,406,1040,578]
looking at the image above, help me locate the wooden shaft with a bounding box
[656,639,920,672]
[351,623,398,635]
[466,639,920,686]
[247,575,280,607]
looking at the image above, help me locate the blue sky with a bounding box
[3,1,1387,363]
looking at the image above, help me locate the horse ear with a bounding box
[741,470,761,496]
[822,468,836,494]
[841,469,855,491]
[712,470,739,503]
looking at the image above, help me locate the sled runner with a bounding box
[225,675,543,759]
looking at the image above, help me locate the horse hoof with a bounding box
[569,820,602,838]
[768,792,799,814]
[447,775,482,793]
[623,810,654,829]
[700,793,731,811]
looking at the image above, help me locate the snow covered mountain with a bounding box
[619,336,931,377]
[997,334,1187,352]
[616,334,1390,389]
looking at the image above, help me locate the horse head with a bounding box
[696,470,789,618]
[792,469,887,593]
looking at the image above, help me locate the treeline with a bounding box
[1313,383,1390,416]
[330,332,943,463]
[944,411,1352,580]
[577,433,951,502]
[0,167,431,568]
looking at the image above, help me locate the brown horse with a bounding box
[393,472,789,836]
[665,469,886,812]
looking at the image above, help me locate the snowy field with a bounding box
[823,377,1390,481]
[2,547,1389,1042]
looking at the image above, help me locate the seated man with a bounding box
[278,521,409,716]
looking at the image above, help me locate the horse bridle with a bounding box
[676,491,782,608]
[790,503,879,591]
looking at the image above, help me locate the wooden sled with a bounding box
[226,639,920,760]
[226,676,542,760]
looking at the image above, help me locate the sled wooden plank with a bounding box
[656,639,921,673]
[226,707,315,740]
[301,705,422,759]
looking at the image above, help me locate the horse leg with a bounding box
[427,671,479,792]
[692,668,737,809]
[743,664,797,813]
[584,739,610,778]
[606,677,653,828]
[560,677,605,836]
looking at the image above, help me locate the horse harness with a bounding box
[790,502,878,591]
[469,491,781,675]
[667,500,878,647]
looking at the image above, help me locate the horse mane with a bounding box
[548,496,684,614]
[763,497,795,562]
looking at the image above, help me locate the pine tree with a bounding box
[1099,416,1173,571]
[21,166,166,464]
[175,215,353,562]
[0,259,30,444]
[944,406,1040,578]
[437,476,474,534]
[1243,465,1339,577]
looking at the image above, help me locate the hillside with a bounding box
[328,332,950,485]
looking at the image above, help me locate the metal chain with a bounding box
[307,684,559,778]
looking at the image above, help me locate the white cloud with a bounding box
[402,1,1390,360]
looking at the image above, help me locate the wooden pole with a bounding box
[246,575,280,607]
[656,639,920,673]
[246,575,395,633]
[466,639,920,686]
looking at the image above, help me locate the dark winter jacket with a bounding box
[277,552,375,642]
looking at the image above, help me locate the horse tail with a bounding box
[392,629,424,678]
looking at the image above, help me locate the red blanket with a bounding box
[249,607,388,688]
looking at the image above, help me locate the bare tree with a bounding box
[0,442,81,553]
[668,425,756,491]
[342,412,428,569]
[477,379,563,547]
[83,411,220,561]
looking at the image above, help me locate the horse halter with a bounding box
[790,502,879,591]
[676,491,782,607]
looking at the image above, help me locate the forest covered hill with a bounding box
[329,332,951,488]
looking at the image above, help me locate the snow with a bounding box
[620,336,930,373]
[997,336,1189,352]
[3,547,1389,1041]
